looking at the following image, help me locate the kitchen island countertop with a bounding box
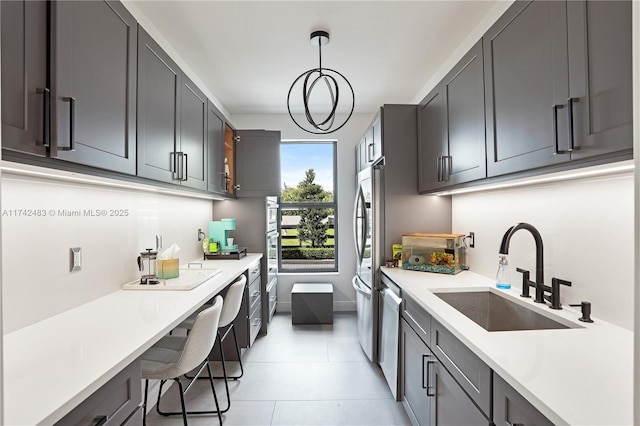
[381,266,633,425]
[4,253,262,426]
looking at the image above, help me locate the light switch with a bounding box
[71,247,82,271]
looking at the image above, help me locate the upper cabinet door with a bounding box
[137,26,180,183]
[235,130,281,198]
[207,101,226,194]
[370,114,383,164]
[179,75,207,190]
[566,0,632,160]
[1,0,48,157]
[484,0,569,177]
[443,40,486,186]
[418,85,446,193]
[51,0,137,174]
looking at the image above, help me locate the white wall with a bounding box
[1,172,212,333]
[453,170,634,330]
[228,113,374,312]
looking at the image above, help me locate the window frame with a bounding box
[278,140,338,273]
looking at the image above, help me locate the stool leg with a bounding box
[206,362,223,426]
[156,379,167,416]
[231,325,244,379]
[217,331,232,413]
[175,378,189,426]
[142,380,149,426]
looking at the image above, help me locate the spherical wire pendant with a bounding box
[287,31,355,135]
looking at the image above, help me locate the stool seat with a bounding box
[291,283,333,324]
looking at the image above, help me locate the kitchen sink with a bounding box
[434,290,579,331]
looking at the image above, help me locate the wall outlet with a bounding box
[70,247,82,271]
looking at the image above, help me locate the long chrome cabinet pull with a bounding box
[567,97,580,152]
[552,104,566,155]
[436,157,442,182]
[442,156,452,182]
[36,88,50,148]
[61,97,76,151]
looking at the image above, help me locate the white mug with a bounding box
[227,237,234,246]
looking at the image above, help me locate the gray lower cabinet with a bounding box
[55,359,141,426]
[51,0,137,175]
[401,318,431,425]
[493,373,553,426]
[1,0,48,157]
[419,40,486,192]
[207,101,227,194]
[234,130,281,197]
[137,26,207,190]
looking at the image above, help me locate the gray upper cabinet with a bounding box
[442,40,486,186]
[51,0,137,175]
[137,26,180,183]
[484,0,632,178]
[207,101,226,194]
[179,75,207,190]
[369,115,382,164]
[566,0,632,160]
[137,26,208,189]
[1,0,48,157]
[419,40,486,192]
[484,0,569,177]
[235,130,281,198]
[418,86,445,192]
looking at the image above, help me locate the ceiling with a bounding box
[131,1,500,117]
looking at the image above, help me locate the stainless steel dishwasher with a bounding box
[379,274,402,400]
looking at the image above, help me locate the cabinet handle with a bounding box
[552,104,567,155]
[61,97,76,151]
[93,415,108,426]
[567,97,580,152]
[182,152,188,181]
[425,359,436,397]
[170,152,178,180]
[436,157,442,182]
[36,88,50,148]
[367,143,374,162]
[421,354,430,389]
[442,156,452,182]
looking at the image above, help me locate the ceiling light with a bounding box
[287,30,355,135]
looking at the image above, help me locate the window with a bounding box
[279,141,337,272]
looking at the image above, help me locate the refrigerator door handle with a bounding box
[353,186,367,263]
[352,276,372,299]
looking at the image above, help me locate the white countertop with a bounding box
[3,254,262,426]
[381,267,633,425]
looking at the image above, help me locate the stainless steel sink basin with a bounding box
[434,290,578,331]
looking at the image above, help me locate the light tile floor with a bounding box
[144,312,410,425]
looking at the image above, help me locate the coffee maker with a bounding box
[209,218,238,251]
[137,249,159,284]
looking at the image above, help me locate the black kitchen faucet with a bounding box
[499,222,571,309]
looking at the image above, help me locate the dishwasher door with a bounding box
[379,287,402,400]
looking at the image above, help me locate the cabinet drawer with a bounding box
[249,273,261,311]
[249,302,262,345]
[402,293,431,345]
[267,278,277,321]
[56,359,141,426]
[430,319,491,416]
[248,261,260,282]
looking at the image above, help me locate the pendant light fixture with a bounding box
[287,30,355,134]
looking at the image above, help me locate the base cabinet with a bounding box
[55,359,141,426]
[493,374,553,426]
[401,318,490,426]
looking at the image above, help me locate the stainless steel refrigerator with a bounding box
[351,105,452,366]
